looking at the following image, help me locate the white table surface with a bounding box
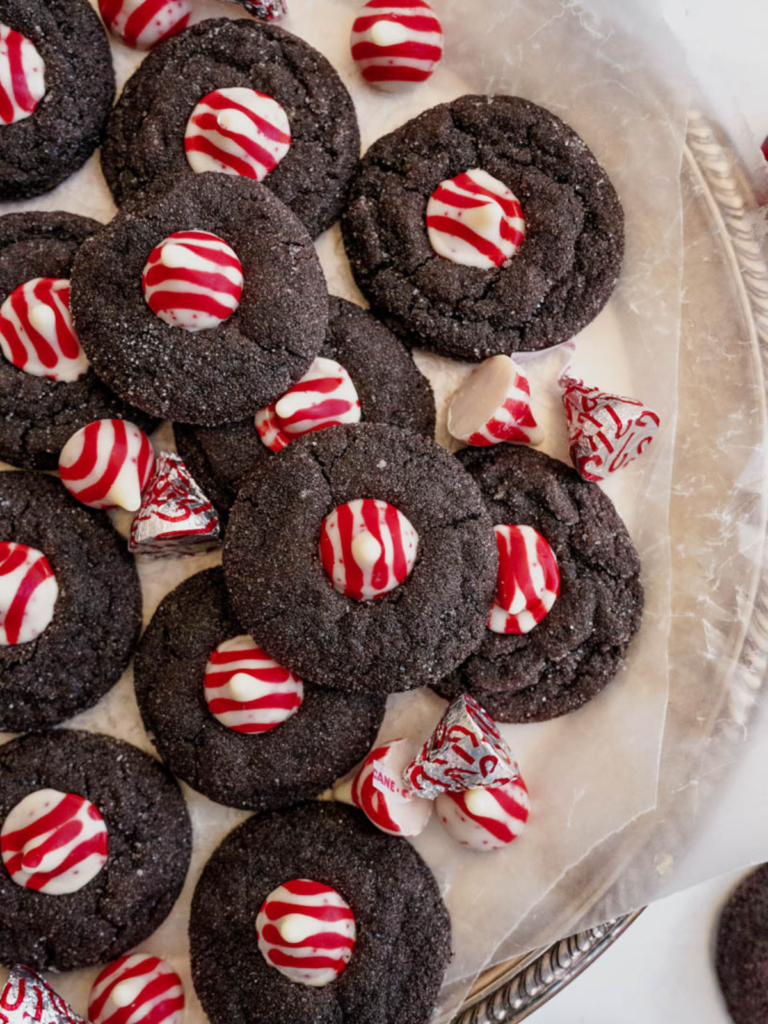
[533,0,768,1019]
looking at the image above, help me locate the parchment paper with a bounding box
[3,0,753,1021]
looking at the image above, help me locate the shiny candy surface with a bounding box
[448,355,543,448]
[0,542,57,646]
[488,525,560,635]
[129,452,220,558]
[437,776,530,851]
[59,419,155,512]
[0,24,45,125]
[350,0,443,92]
[350,738,432,837]
[98,0,192,51]
[89,954,185,1024]
[0,278,88,382]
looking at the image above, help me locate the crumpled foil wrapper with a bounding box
[0,967,86,1024]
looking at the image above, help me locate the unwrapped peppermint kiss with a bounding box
[97,0,191,50]
[185,88,291,182]
[0,24,45,125]
[436,776,530,851]
[350,739,432,837]
[204,634,304,733]
[0,542,57,646]
[89,954,185,1024]
[488,525,560,635]
[427,169,525,269]
[255,356,361,452]
[0,278,88,382]
[59,419,156,512]
[448,355,543,448]
[350,0,443,92]
[319,498,418,601]
[142,230,244,333]
[256,879,356,987]
[0,789,108,894]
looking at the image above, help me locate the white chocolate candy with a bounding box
[488,525,560,635]
[448,355,544,448]
[0,542,57,646]
[185,87,291,182]
[427,169,526,269]
[436,777,530,851]
[0,24,45,125]
[0,278,88,382]
[350,738,432,837]
[59,419,156,511]
[0,789,108,894]
[89,954,185,1024]
[350,0,444,92]
[97,0,191,51]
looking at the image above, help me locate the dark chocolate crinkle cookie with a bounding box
[70,174,327,425]
[224,422,497,695]
[0,472,142,732]
[0,729,192,972]
[190,801,450,1024]
[101,17,360,239]
[0,0,115,200]
[433,445,643,722]
[715,864,768,1024]
[134,567,387,811]
[0,211,157,470]
[174,295,436,516]
[342,95,624,361]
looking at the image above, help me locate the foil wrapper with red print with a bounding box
[0,966,87,1024]
[216,0,288,19]
[560,374,660,482]
[405,694,519,799]
[129,452,220,558]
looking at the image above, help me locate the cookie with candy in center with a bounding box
[432,445,643,722]
[174,296,436,517]
[715,864,768,1024]
[134,567,387,811]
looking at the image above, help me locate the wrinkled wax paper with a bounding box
[4,0,765,1021]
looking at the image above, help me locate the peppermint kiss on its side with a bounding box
[59,419,155,512]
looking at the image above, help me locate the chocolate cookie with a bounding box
[134,567,387,811]
[0,211,157,470]
[0,729,192,972]
[70,174,327,425]
[101,17,360,239]
[715,864,768,1024]
[342,95,624,361]
[174,296,436,516]
[0,0,115,200]
[0,472,142,732]
[433,445,643,722]
[224,423,497,694]
[190,802,450,1024]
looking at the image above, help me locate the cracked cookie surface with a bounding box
[0,729,191,971]
[432,445,643,722]
[101,17,360,239]
[134,567,386,811]
[0,211,157,469]
[70,174,327,424]
[190,802,450,1024]
[224,422,497,694]
[342,95,624,361]
[0,472,142,732]
[174,296,436,517]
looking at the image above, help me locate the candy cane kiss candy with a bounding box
[350,0,444,92]
[448,355,543,447]
[0,278,88,382]
[98,0,192,51]
[436,776,530,851]
[0,24,45,125]
[89,954,185,1024]
[59,419,156,512]
[350,738,432,837]
[488,525,560,635]
[0,542,58,646]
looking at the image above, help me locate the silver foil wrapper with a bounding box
[404,694,520,799]
[216,0,288,20]
[0,966,86,1024]
[128,452,220,559]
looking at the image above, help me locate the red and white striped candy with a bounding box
[142,231,244,333]
[350,0,443,92]
[350,738,432,837]
[98,0,191,51]
[0,24,45,125]
[427,169,526,270]
[489,525,560,635]
[0,542,58,646]
[204,635,304,734]
[0,278,88,382]
[255,357,362,453]
[59,419,156,512]
[0,789,108,895]
[436,776,530,852]
[256,879,356,987]
[319,498,418,602]
[448,355,543,448]
[185,88,291,182]
[89,954,185,1024]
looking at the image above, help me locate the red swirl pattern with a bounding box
[256,879,356,987]
[129,452,220,558]
[350,0,443,90]
[89,954,185,1024]
[436,776,530,851]
[0,24,45,125]
[350,738,432,837]
[98,0,191,51]
[0,542,57,647]
[0,278,88,382]
[59,419,155,512]
[448,355,543,448]
[488,525,560,635]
